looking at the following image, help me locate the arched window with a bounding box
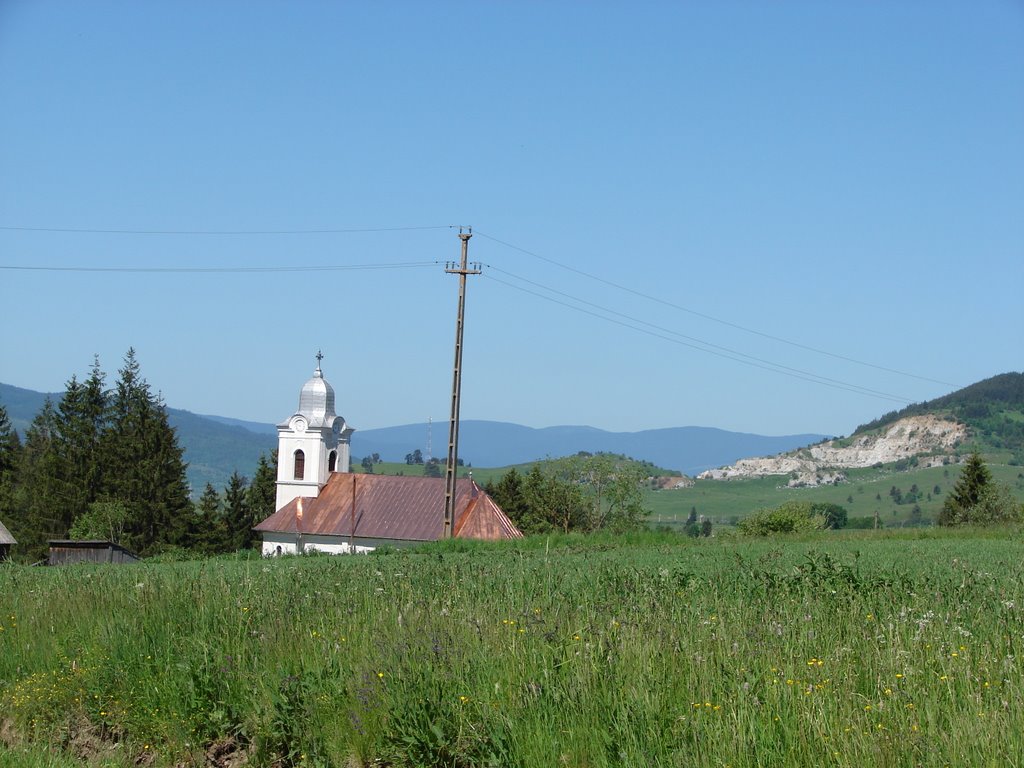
[328,450,337,472]
[293,449,305,480]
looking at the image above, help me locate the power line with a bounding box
[482,270,911,405]
[0,261,440,274]
[475,229,962,390]
[485,265,913,402]
[0,224,455,235]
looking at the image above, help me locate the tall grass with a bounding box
[2,531,1023,766]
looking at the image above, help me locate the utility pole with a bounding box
[426,416,432,464]
[442,227,481,537]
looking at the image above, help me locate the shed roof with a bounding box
[0,519,15,545]
[254,473,522,542]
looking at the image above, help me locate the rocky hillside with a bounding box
[697,372,1023,486]
[699,414,967,486]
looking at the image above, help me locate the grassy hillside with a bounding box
[645,461,1024,528]
[352,453,681,487]
[646,372,1024,530]
[855,372,1024,457]
[360,451,1024,530]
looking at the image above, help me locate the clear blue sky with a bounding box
[1,2,1021,438]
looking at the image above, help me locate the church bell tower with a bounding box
[275,352,354,512]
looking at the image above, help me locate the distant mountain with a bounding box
[0,382,48,435]
[0,381,826,491]
[163,409,276,492]
[198,413,277,435]
[352,420,826,476]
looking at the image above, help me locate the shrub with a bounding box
[938,453,1022,526]
[736,501,826,536]
[811,502,848,530]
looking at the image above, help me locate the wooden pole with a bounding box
[443,228,481,537]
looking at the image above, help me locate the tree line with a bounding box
[0,350,276,562]
[484,453,648,534]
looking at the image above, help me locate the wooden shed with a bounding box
[0,519,15,561]
[47,540,140,566]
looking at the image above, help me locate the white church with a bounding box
[254,357,522,555]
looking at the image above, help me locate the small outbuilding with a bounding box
[0,519,15,561]
[47,540,140,566]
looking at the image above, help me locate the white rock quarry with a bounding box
[697,415,967,484]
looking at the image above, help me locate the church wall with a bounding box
[260,532,425,557]
[275,428,335,511]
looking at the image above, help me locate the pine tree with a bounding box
[938,452,1019,526]
[0,405,23,543]
[11,399,64,561]
[54,358,109,528]
[247,451,277,536]
[938,453,991,525]
[190,482,230,555]
[486,468,529,530]
[223,471,252,551]
[101,349,192,554]
[0,404,20,475]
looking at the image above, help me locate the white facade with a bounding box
[274,360,354,513]
[260,532,376,557]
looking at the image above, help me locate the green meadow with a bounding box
[3,529,1023,767]
[645,462,1024,529]
[359,457,1024,531]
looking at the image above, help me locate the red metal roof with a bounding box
[254,474,523,542]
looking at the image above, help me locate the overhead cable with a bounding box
[0,224,455,235]
[0,261,440,273]
[475,230,961,390]
[483,271,911,405]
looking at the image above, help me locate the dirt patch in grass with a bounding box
[0,717,18,748]
[202,736,250,768]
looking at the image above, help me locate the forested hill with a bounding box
[1,381,826,487]
[855,372,1024,453]
[0,381,275,493]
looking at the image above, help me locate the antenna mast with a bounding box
[442,227,481,538]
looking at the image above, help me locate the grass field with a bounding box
[3,528,1024,766]
[360,456,1024,531]
[644,462,1024,529]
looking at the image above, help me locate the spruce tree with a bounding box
[54,359,109,528]
[0,404,20,475]
[11,399,63,561]
[938,453,991,525]
[0,405,22,542]
[191,482,229,555]
[101,349,192,554]
[223,471,252,551]
[247,451,277,534]
[938,452,1019,525]
[487,468,529,529]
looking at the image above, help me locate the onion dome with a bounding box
[296,359,337,429]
